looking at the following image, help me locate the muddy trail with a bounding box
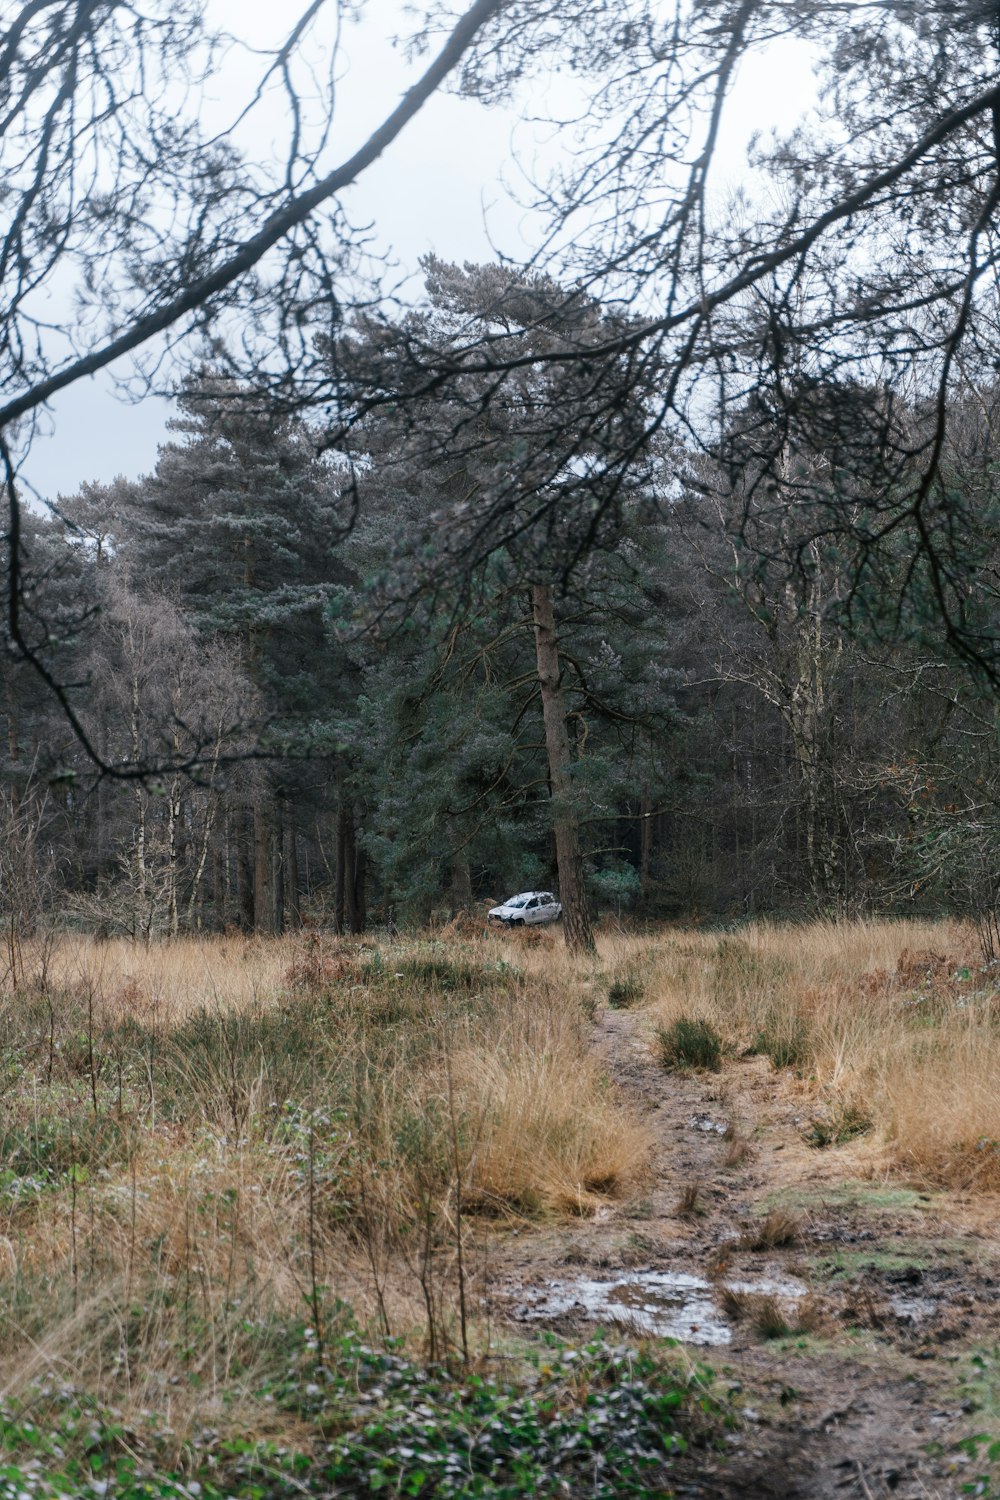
[490,1006,1000,1498]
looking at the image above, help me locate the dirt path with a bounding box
[491,1006,1000,1498]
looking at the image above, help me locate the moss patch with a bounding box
[809,1246,931,1283]
[760,1181,935,1216]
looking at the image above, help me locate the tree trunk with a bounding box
[531,584,595,954]
[166,775,181,938]
[639,793,653,897]
[4,678,17,767]
[343,806,364,934]
[254,801,276,934]
[352,841,367,934]
[272,813,285,936]
[451,852,473,913]
[236,808,255,932]
[334,796,366,935]
[213,845,227,931]
[334,802,347,935]
[285,824,301,930]
[96,721,110,882]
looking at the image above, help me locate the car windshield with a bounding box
[507,898,528,908]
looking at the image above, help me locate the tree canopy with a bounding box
[7,3,1000,944]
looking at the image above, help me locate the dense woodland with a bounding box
[4,264,1000,948]
[7,0,1000,951]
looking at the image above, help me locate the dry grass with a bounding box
[719,1287,826,1340]
[459,1039,650,1216]
[610,916,999,1190]
[880,1030,1000,1188]
[674,1181,702,1218]
[4,913,998,1440]
[0,928,650,1430]
[39,930,304,1018]
[736,1208,801,1251]
[722,1124,753,1169]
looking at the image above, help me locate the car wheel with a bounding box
[512,918,524,927]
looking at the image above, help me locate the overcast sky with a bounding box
[22,6,817,505]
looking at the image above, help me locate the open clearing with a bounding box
[484,920,1000,1497]
[495,995,1000,1497]
[1,919,999,1496]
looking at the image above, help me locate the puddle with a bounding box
[510,1269,808,1346]
[725,1276,809,1298]
[889,1294,937,1322]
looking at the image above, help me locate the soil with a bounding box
[487,1005,1000,1498]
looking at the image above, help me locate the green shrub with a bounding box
[753,1014,811,1070]
[656,1016,722,1071]
[805,1100,872,1148]
[607,967,646,1009]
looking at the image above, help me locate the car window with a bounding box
[527,898,539,908]
[509,898,526,908]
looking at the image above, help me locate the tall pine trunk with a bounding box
[285,823,301,930]
[451,853,472,913]
[335,798,366,935]
[639,792,653,898]
[254,802,273,934]
[236,808,255,932]
[531,584,595,954]
[334,802,347,935]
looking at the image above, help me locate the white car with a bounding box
[487,890,562,927]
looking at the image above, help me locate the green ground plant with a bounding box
[655,1017,723,1071]
[0,932,655,1478]
[606,966,646,1009]
[0,1333,723,1500]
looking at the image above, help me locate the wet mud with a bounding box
[487,1004,1000,1498]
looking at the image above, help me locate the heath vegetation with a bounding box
[620,918,1000,1191]
[2,916,1000,1492]
[0,927,664,1495]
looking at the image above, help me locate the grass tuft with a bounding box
[720,1288,824,1340]
[674,1181,702,1218]
[606,966,646,1009]
[736,1208,801,1251]
[655,1016,722,1071]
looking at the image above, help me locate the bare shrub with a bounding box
[674,1182,702,1218]
[736,1209,801,1251]
[720,1288,825,1340]
[0,789,58,995]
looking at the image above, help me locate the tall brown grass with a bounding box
[491,916,1000,1193]
[630,917,1000,1188]
[4,913,996,1443]
[0,930,650,1427]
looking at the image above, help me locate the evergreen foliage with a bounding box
[5,265,1000,936]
